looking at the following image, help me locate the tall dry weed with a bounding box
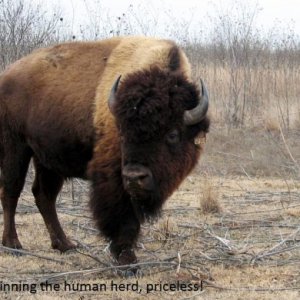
[199,178,221,214]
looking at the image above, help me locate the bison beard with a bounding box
[89,160,163,266]
[129,189,162,223]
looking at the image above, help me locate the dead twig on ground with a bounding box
[0,245,73,265]
[251,226,300,264]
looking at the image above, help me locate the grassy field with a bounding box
[0,126,299,299]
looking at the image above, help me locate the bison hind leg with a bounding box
[0,144,32,250]
[32,159,76,252]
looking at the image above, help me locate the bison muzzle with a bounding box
[122,164,154,194]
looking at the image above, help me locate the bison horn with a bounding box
[183,79,209,126]
[108,75,122,115]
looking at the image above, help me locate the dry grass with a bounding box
[199,178,221,214]
[200,126,300,178]
[0,175,299,299]
[263,115,281,133]
[192,64,300,130]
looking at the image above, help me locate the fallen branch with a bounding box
[0,245,73,265]
[251,226,300,264]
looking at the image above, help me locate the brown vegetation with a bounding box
[199,177,221,214]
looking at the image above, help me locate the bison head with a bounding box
[108,67,209,220]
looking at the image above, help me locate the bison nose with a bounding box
[122,164,153,192]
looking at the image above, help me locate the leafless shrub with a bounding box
[0,0,62,71]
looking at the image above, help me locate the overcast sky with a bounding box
[45,0,300,38]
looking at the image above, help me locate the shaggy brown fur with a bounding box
[0,36,209,266]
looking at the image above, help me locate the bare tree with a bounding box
[0,0,61,70]
[210,1,264,127]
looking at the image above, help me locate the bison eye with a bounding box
[166,129,180,144]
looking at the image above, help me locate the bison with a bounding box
[0,36,209,267]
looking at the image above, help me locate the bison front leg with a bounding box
[90,184,140,266]
[102,200,140,266]
[108,209,140,266]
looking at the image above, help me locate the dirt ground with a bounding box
[0,128,299,299]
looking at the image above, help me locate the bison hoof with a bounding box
[110,244,137,264]
[109,243,139,275]
[52,239,76,253]
[118,248,138,265]
[115,248,140,276]
[2,237,23,256]
[2,236,23,250]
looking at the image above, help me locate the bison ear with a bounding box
[108,75,122,115]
